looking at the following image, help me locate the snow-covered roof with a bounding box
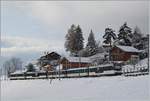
[89,52,108,59]
[11,70,27,74]
[62,63,113,71]
[44,65,51,68]
[31,60,38,65]
[65,57,91,63]
[113,61,124,63]
[116,45,141,53]
[102,43,111,47]
[65,67,88,71]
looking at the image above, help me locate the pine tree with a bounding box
[65,24,84,56]
[26,63,35,72]
[132,26,148,51]
[118,22,132,46]
[132,26,142,45]
[86,30,97,56]
[65,24,76,55]
[75,25,84,54]
[103,28,117,46]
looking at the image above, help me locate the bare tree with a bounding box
[3,57,22,77]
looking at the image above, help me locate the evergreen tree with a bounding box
[65,24,84,56]
[118,22,132,46]
[65,24,76,53]
[26,63,35,72]
[132,26,142,46]
[103,28,117,46]
[103,27,117,61]
[75,25,84,54]
[86,30,98,56]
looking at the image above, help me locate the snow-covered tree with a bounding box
[65,24,84,56]
[97,46,105,53]
[78,48,89,57]
[138,34,149,59]
[103,28,117,61]
[103,27,117,46]
[118,22,132,46]
[133,26,142,42]
[75,25,84,54]
[86,30,98,56]
[65,24,76,55]
[26,63,35,72]
[132,26,143,48]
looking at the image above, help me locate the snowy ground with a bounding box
[123,58,148,72]
[1,75,150,101]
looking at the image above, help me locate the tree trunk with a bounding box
[109,41,112,61]
[148,36,149,73]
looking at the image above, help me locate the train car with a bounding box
[9,63,122,80]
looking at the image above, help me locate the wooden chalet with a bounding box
[38,52,61,71]
[43,65,53,71]
[110,45,141,61]
[40,52,61,61]
[60,57,91,70]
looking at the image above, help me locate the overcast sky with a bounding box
[1,1,149,62]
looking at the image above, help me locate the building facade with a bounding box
[110,45,140,61]
[60,57,91,70]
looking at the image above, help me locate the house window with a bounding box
[113,55,119,60]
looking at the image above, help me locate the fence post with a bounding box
[58,64,60,80]
[88,66,90,77]
[46,70,48,79]
[24,72,26,80]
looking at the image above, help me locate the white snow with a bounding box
[116,45,141,53]
[100,70,117,74]
[89,52,107,60]
[122,58,148,71]
[89,63,114,69]
[1,75,149,101]
[65,57,91,63]
[11,70,27,74]
[61,63,113,71]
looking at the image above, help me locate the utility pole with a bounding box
[88,66,90,77]
[79,51,81,77]
[65,60,67,77]
[148,34,149,74]
[58,60,61,80]
[0,68,1,101]
[0,29,1,101]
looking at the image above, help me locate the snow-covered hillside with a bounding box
[1,75,149,101]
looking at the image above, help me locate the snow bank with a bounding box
[1,75,149,101]
[123,58,148,72]
[11,70,26,75]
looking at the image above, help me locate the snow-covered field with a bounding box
[1,75,150,101]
